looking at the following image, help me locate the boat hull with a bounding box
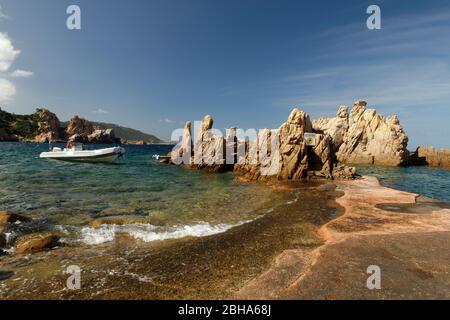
[40,147,125,164]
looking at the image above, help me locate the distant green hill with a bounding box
[59,121,165,143]
[1,107,166,144]
[90,122,165,144]
[0,108,39,139]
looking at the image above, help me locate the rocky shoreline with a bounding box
[409,146,450,169]
[1,176,449,299]
[237,176,450,299]
[164,100,450,180]
[1,99,449,299]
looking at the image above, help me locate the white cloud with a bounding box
[0,5,9,20]
[0,32,31,102]
[159,118,174,123]
[0,32,20,72]
[10,69,34,78]
[0,78,16,101]
[92,108,109,114]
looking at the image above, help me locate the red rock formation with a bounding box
[33,108,61,143]
[66,115,95,138]
[66,116,117,144]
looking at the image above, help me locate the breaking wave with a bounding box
[80,220,253,245]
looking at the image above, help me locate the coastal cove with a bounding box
[1,0,450,303]
[0,142,449,299]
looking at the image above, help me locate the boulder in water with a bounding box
[14,232,61,254]
[0,211,32,227]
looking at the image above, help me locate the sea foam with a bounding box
[80,220,252,245]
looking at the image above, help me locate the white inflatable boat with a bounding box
[40,144,125,163]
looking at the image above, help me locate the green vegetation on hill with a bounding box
[0,108,39,139]
[1,107,165,143]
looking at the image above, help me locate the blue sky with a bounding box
[0,0,449,148]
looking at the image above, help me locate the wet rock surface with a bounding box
[0,181,342,299]
[1,177,449,299]
[237,176,450,299]
[14,232,62,254]
[0,211,32,227]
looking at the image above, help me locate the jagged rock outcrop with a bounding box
[233,128,281,181]
[313,105,349,149]
[169,110,355,180]
[66,116,118,144]
[88,128,118,144]
[313,100,409,166]
[168,121,193,165]
[193,115,227,172]
[308,133,334,179]
[0,107,60,142]
[33,108,61,143]
[277,109,312,180]
[410,146,450,169]
[235,109,341,180]
[169,116,228,172]
[66,115,95,138]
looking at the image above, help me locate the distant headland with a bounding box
[0,107,168,145]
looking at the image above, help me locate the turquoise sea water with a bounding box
[0,142,287,245]
[1,143,449,247]
[356,164,450,202]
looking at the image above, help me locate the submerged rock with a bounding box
[14,232,62,254]
[0,211,32,227]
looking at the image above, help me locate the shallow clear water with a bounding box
[0,142,288,244]
[356,164,450,202]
